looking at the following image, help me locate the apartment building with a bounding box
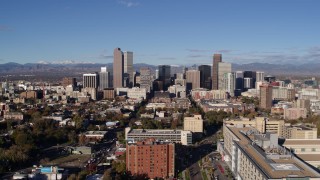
[126,138,175,179]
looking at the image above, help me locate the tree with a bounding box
[103,170,112,180]
[79,134,86,146]
[73,115,84,129]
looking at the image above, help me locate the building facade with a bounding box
[212,54,222,90]
[126,138,175,179]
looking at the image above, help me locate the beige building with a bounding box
[222,124,320,180]
[284,108,307,120]
[283,139,320,168]
[183,114,203,133]
[127,87,147,99]
[218,62,232,91]
[282,125,317,139]
[186,70,200,89]
[224,117,285,136]
[224,117,317,139]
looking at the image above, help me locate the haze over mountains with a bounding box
[0,62,320,76]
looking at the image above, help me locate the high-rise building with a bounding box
[235,71,244,92]
[62,77,76,88]
[99,67,110,90]
[224,72,235,96]
[113,48,124,88]
[198,65,211,89]
[218,62,231,90]
[243,77,252,91]
[260,85,273,109]
[123,51,133,87]
[212,54,222,90]
[158,65,171,90]
[139,67,152,93]
[256,71,265,82]
[244,71,256,88]
[83,73,99,88]
[186,70,200,90]
[126,138,175,179]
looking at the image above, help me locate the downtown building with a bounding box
[212,54,222,90]
[99,67,110,91]
[186,69,200,91]
[198,65,211,89]
[126,138,175,179]
[158,65,171,91]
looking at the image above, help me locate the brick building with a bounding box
[126,138,175,179]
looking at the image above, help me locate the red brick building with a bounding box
[126,138,175,179]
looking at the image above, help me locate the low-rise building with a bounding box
[184,114,203,133]
[284,108,307,120]
[282,139,320,168]
[125,127,192,145]
[222,124,320,179]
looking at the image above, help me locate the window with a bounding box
[312,148,316,152]
[301,148,305,152]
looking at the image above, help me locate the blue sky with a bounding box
[0,0,320,65]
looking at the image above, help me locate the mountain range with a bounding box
[0,62,319,77]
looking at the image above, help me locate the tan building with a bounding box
[186,70,200,90]
[283,139,320,168]
[223,124,320,180]
[259,85,273,109]
[284,108,307,120]
[103,88,115,100]
[61,77,76,87]
[282,125,317,139]
[184,114,203,133]
[4,112,23,121]
[224,117,285,136]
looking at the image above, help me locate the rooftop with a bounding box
[228,126,320,178]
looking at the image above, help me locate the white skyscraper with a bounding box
[224,72,235,96]
[256,71,265,82]
[99,67,110,90]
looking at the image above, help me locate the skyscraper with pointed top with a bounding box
[113,48,124,88]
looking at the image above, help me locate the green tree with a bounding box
[73,115,84,129]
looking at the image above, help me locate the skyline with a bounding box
[1,0,320,65]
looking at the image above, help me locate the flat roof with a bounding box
[283,139,320,146]
[228,126,320,178]
[129,129,188,135]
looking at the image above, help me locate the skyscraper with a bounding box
[140,67,152,93]
[256,71,265,82]
[99,67,110,91]
[235,71,244,91]
[158,65,171,90]
[113,48,124,88]
[198,65,211,89]
[186,70,200,90]
[212,54,222,90]
[218,62,231,90]
[260,85,273,109]
[83,73,99,88]
[244,71,256,88]
[123,51,133,87]
[224,72,236,96]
